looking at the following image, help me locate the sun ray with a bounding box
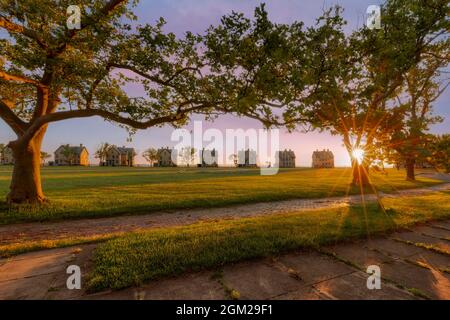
[352,148,365,165]
[326,167,351,197]
[356,164,371,240]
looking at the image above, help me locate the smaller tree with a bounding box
[278,0,449,186]
[430,134,450,173]
[142,148,158,167]
[180,147,196,167]
[388,54,448,180]
[40,151,51,166]
[95,143,110,166]
[228,154,238,167]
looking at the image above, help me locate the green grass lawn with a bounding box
[87,191,450,292]
[0,166,443,224]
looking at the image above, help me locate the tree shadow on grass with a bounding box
[336,202,400,242]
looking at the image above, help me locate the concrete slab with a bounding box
[0,245,94,300]
[389,231,450,253]
[379,260,450,300]
[272,286,326,300]
[313,272,416,300]
[407,251,450,270]
[277,251,355,285]
[0,252,71,282]
[44,245,95,300]
[366,238,424,259]
[322,241,395,268]
[0,273,59,300]
[221,260,304,300]
[430,221,450,230]
[87,272,227,300]
[416,226,450,240]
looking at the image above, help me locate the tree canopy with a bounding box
[142,147,158,166]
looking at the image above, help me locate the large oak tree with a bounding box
[0,0,252,204]
[0,0,214,203]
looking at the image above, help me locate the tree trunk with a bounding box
[406,158,415,181]
[7,133,46,204]
[352,161,371,186]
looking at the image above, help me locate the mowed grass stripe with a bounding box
[87,191,450,292]
[0,167,442,224]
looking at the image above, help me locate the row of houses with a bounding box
[155,148,301,168]
[154,148,334,168]
[0,144,136,167]
[1,144,337,168]
[54,144,136,167]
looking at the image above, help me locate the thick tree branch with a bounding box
[0,65,51,120]
[0,100,27,135]
[0,16,47,49]
[0,70,47,89]
[22,104,209,143]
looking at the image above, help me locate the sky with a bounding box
[0,0,449,166]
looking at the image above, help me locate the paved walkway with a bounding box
[0,220,449,300]
[1,183,449,247]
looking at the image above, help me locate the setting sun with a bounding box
[352,148,365,165]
